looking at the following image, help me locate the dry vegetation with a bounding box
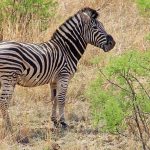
[0,0,150,149]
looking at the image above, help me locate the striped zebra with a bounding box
[0,7,115,133]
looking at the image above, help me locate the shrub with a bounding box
[86,50,150,132]
[0,0,57,31]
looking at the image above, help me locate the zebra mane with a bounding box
[81,7,99,19]
[51,7,99,39]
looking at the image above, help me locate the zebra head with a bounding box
[80,7,115,52]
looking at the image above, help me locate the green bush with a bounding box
[0,0,57,31]
[86,76,129,132]
[86,50,150,132]
[106,50,150,77]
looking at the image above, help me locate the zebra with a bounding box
[0,7,115,133]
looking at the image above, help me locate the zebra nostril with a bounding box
[106,35,113,44]
[108,41,113,45]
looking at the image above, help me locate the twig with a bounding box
[120,73,147,150]
[99,69,131,94]
[140,65,150,72]
[130,74,150,138]
[99,68,150,149]
[130,74,150,100]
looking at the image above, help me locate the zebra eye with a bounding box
[92,26,97,29]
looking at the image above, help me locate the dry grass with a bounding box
[0,0,150,149]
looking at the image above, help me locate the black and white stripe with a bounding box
[0,7,115,131]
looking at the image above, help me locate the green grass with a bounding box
[136,0,150,16]
[145,33,150,41]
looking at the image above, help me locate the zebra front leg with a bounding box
[1,102,12,133]
[0,82,15,134]
[50,83,58,127]
[57,76,69,129]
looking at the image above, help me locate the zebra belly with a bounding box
[17,78,47,87]
[17,70,54,87]
[17,76,52,87]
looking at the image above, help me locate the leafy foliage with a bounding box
[0,0,57,31]
[106,50,150,76]
[86,50,150,132]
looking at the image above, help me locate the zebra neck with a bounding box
[51,15,87,63]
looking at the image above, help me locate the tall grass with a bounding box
[0,0,57,42]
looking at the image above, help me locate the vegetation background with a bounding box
[0,0,150,149]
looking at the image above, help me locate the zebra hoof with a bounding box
[16,135,29,144]
[60,122,68,129]
[53,121,59,128]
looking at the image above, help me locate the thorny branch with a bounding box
[99,69,131,94]
[130,74,150,100]
[130,74,150,136]
[99,69,150,150]
[120,72,149,150]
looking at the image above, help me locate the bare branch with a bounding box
[99,69,131,94]
[130,74,150,100]
[120,73,148,150]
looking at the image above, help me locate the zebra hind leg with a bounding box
[0,78,16,134]
[56,77,69,129]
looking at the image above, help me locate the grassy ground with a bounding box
[0,0,150,149]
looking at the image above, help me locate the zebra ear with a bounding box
[81,7,99,19]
